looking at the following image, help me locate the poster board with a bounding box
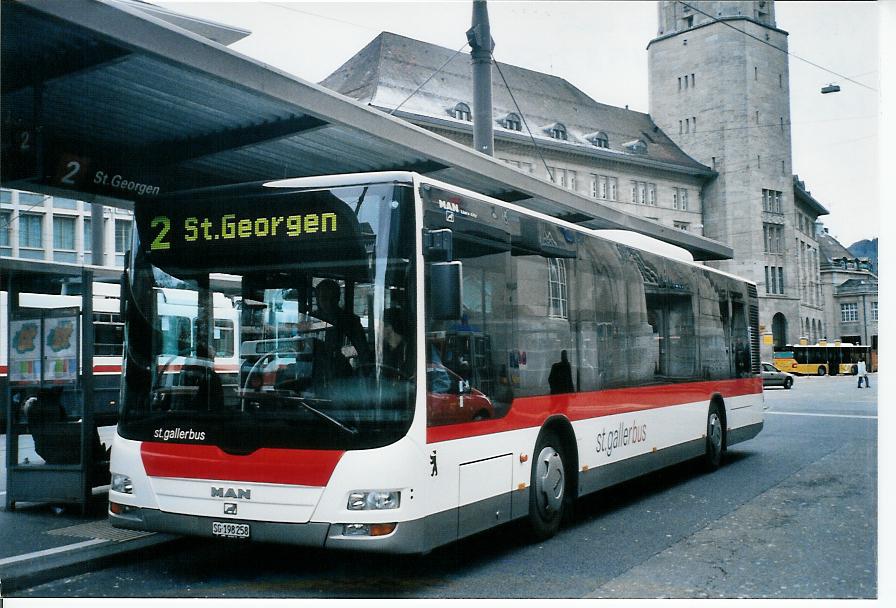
[7,307,80,386]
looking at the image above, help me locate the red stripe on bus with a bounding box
[141,443,344,486]
[427,377,762,443]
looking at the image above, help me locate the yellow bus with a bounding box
[773,343,872,376]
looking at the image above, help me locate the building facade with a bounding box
[1,189,131,268]
[647,0,826,358]
[817,225,878,360]
[321,32,714,238]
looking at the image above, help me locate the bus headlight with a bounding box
[347,490,400,510]
[111,473,133,494]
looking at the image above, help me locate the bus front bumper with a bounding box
[109,507,432,553]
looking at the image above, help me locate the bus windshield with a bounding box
[118,182,416,451]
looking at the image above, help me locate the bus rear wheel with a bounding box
[817,366,827,376]
[704,403,725,471]
[528,430,566,540]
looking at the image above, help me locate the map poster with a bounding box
[8,317,42,385]
[42,312,79,384]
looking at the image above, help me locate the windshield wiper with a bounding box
[276,394,359,436]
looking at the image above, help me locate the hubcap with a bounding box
[535,446,564,514]
[708,412,722,457]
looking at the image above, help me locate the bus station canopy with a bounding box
[1,0,732,261]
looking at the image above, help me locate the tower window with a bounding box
[692,116,697,132]
[755,66,758,81]
[691,73,695,87]
[678,77,682,91]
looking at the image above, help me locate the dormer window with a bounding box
[623,139,648,154]
[586,131,609,148]
[544,122,567,141]
[501,112,522,131]
[451,102,472,121]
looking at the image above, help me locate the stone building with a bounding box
[817,225,878,361]
[321,32,713,237]
[647,0,827,358]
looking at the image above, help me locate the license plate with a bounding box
[212,521,250,538]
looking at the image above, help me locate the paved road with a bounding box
[10,374,877,599]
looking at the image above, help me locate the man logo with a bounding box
[211,487,251,500]
[224,503,238,515]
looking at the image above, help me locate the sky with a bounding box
[157,0,881,247]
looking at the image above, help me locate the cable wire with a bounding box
[388,41,470,116]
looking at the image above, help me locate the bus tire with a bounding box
[704,403,725,471]
[528,429,567,540]
[817,366,827,377]
[784,376,793,389]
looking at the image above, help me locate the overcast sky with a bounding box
[158,0,880,247]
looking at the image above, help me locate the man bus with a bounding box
[109,172,763,553]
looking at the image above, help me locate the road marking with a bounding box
[0,538,108,567]
[766,411,877,420]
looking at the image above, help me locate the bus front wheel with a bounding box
[528,430,566,540]
[817,366,827,377]
[704,403,725,471]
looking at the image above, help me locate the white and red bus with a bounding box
[109,172,763,552]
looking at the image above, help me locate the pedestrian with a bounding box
[548,350,575,395]
[856,357,870,388]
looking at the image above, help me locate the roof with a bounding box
[0,0,731,261]
[835,277,878,296]
[793,176,830,217]
[817,230,856,262]
[321,32,711,175]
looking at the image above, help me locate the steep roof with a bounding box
[818,230,856,262]
[321,32,709,173]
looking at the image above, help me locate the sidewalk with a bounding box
[1,429,177,594]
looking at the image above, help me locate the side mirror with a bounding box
[429,262,462,321]
[119,252,129,318]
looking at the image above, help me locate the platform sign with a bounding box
[42,309,79,384]
[8,316,42,385]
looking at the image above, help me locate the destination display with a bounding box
[135,190,363,271]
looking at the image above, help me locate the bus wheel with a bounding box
[817,366,827,377]
[784,377,793,389]
[528,430,566,540]
[704,403,725,471]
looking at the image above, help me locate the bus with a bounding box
[109,171,763,553]
[772,343,873,376]
[2,285,239,433]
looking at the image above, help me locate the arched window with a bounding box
[545,123,567,141]
[623,139,648,154]
[587,131,609,148]
[502,113,522,131]
[452,102,472,121]
[548,258,568,319]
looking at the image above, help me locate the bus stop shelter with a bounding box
[3,258,120,513]
[1,0,732,262]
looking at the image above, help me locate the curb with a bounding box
[0,533,178,594]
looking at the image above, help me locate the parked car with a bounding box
[762,362,794,389]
